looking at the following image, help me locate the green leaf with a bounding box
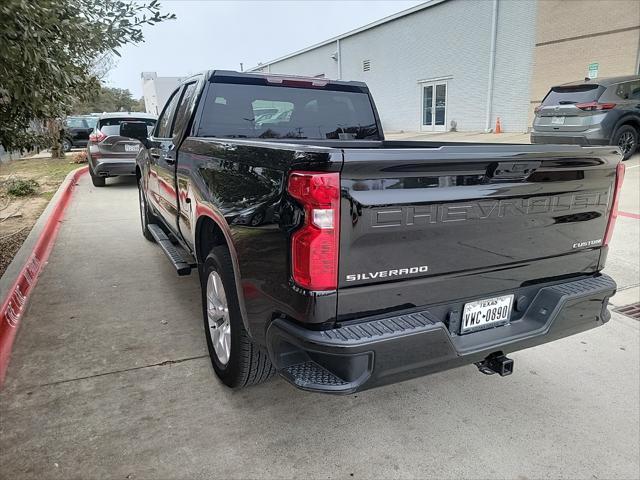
[0,0,174,150]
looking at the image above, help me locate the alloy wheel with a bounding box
[206,270,231,365]
[618,131,635,156]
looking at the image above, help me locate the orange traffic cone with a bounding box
[494,117,502,134]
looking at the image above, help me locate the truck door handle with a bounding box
[165,144,176,164]
[150,151,160,159]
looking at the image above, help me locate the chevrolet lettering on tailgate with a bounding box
[371,190,610,228]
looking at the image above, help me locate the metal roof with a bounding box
[247,0,446,71]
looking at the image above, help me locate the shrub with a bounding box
[6,178,39,197]
[71,150,88,164]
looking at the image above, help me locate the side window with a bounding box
[615,82,631,100]
[65,118,85,128]
[629,81,640,100]
[155,88,182,138]
[172,82,198,138]
[602,82,631,102]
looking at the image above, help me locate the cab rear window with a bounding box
[541,85,605,106]
[197,82,380,140]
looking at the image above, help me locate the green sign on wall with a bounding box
[588,62,599,79]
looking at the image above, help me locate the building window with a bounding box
[362,59,371,72]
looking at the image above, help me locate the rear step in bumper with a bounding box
[266,274,617,394]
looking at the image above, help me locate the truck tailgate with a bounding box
[337,145,620,319]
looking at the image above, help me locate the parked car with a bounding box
[62,115,98,151]
[135,70,622,394]
[87,112,157,187]
[531,75,640,160]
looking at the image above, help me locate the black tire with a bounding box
[62,138,72,152]
[201,246,275,388]
[90,168,106,187]
[612,125,638,161]
[137,179,156,242]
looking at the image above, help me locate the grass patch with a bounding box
[39,191,55,201]
[0,155,83,278]
[7,178,39,196]
[1,156,80,183]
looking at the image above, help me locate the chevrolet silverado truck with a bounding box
[134,70,624,394]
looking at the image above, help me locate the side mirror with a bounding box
[120,122,149,147]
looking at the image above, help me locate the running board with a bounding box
[147,224,196,276]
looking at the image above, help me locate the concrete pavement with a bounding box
[606,154,640,307]
[0,154,638,479]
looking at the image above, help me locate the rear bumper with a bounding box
[266,274,616,394]
[91,158,136,177]
[530,131,610,146]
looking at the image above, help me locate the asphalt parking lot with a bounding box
[1,155,639,479]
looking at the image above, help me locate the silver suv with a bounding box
[531,75,640,160]
[87,112,157,187]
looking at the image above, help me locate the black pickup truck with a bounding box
[134,70,624,394]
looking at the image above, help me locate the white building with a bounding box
[141,72,186,115]
[249,0,537,133]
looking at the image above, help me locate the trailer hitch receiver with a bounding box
[475,353,514,377]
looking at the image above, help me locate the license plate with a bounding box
[551,116,565,125]
[461,294,514,334]
[124,144,140,152]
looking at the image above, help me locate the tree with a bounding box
[135,97,147,113]
[0,0,174,155]
[72,86,146,114]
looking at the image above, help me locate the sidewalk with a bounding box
[386,130,530,143]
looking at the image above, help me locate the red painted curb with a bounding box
[619,211,640,220]
[0,166,88,386]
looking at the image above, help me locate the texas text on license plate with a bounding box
[460,294,514,334]
[551,116,565,125]
[124,144,140,152]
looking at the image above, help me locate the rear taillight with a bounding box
[604,162,625,246]
[89,131,106,143]
[287,171,340,291]
[575,101,616,111]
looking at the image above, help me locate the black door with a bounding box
[148,87,183,234]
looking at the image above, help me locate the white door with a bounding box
[420,82,447,132]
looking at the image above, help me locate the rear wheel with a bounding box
[201,246,275,388]
[89,168,105,187]
[137,179,155,242]
[613,125,638,160]
[249,210,264,226]
[62,138,72,152]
